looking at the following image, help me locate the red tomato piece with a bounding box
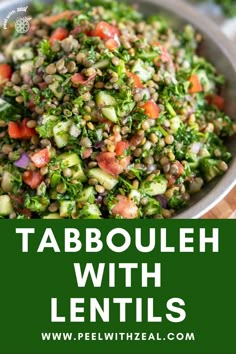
[8,119,36,139]
[23,170,43,189]
[126,71,143,88]
[115,140,129,156]
[96,152,123,177]
[115,140,130,170]
[82,148,93,159]
[206,94,224,111]
[167,176,177,188]
[105,38,119,51]
[160,46,171,63]
[21,119,37,138]
[71,73,96,87]
[31,148,50,168]
[0,63,12,85]
[49,27,69,44]
[111,195,138,219]
[92,21,119,40]
[141,100,160,119]
[189,74,202,94]
[8,121,23,139]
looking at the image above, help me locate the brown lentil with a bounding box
[95,184,105,194]
[26,120,37,128]
[217,160,228,172]
[165,134,174,145]
[46,64,57,75]
[48,203,59,212]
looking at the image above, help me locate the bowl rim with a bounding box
[0,0,236,219]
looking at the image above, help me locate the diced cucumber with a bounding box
[20,61,34,76]
[79,204,101,219]
[96,91,117,106]
[132,59,154,82]
[141,175,168,196]
[101,106,118,123]
[12,47,34,62]
[197,70,214,92]
[72,164,86,182]
[1,172,14,192]
[49,81,63,99]
[59,200,76,218]
[169,116,181,133]
[77,187,95,203]
[129,189,141,203]
[88,168,118,190]
[43,213,62,219]
[0,195,13,216]
[42,114,58,125]
[49,75,64,99]
[58,152,80,167]
[53,120,72,148]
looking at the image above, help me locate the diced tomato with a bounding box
[82,148,93,159]
[0,63,12,85]
[126,71,143,88]
[115,140,130,170]
[167,176,177,188]
[206,94,224,111]
[23,170,43,189]
[8,118,36,139]
[189,74,202,94]
[8,121,22,139]
[50,27,69,44]
[115,140,129,156]
[111,195,138,219]
[91,21,120,40]
[96,152,123,177]
[160,46,171,63]
[42,10,80,25]
[71,73,96,87]
[105,38,119,51]
[31,148,50,168]
[141,100,160,119]
[21,119,37,138]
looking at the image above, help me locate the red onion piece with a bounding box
[14,152,30,169]
[156,195,168,209]
[94,141,104,149]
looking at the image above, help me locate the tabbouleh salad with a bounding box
[0,0,235,219]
